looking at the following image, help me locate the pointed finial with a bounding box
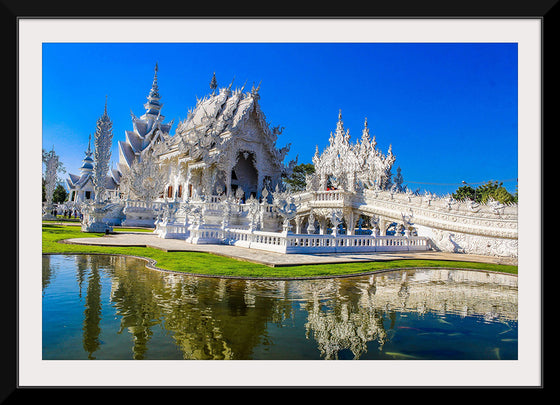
[86,134,92,155]
[251,80,261,100]
[148,63,160,99]
[143,63,162,116]
[152,62,159,86]
[336,109,344,134]
[210,72,218,93]
[104,95,108,115]
[362,117,370,141]
[251,80,261,92]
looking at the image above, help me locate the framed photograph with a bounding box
[12,5,550,392]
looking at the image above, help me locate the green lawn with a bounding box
[42,223,518,278]
[42,219,154,232]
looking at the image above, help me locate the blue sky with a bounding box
[42,42,518,195]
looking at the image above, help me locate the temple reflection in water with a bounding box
[42,255,517,360]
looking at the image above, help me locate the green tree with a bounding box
[476,180,515,204]
[52,184,68,203]
[452,180,516,204]
[283,163,315,192]
[452,185,476,202]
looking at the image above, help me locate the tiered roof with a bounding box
[118,63,173,172]
[167,78,291,176]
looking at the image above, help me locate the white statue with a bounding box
[42,147,61,220]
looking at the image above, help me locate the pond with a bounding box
[42,254,518,360]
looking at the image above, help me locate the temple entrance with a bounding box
[231,151,258,200]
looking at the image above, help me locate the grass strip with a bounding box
[42,223,518,278]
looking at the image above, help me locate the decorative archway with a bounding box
[231,151,258,199]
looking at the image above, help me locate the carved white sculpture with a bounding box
[309,113,395,193]
[92,99,113,202]
[272,185,298,233]
[120,151,167,201]
[42,147,59,220]
[81,100,114,233]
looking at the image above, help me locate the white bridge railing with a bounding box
[179,226,430,254]
[282,233,429,254]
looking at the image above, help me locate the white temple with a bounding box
[155,77,294,202]
[67,134,120,203]
[63,64,518,258]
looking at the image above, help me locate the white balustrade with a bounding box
[282,233,428,254]
[220,228,428,254]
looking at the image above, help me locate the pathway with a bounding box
[61,231,518,267]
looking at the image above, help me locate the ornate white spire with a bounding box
[144,63,162,117]
[151,62,159,97]
[336,109,344,133]
[334,109,351,145]
[309,111,397,192]
[93,99,113,201]
[80,134,94,174]
[118,63,173,174]
[86,133,92,157]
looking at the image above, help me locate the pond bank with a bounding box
[43,224,517,278]
[61,229,518,267]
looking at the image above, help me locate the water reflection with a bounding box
[42,254,518,360]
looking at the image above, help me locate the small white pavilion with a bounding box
[67,135,120,203]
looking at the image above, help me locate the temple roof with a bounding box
[166,80,291,173]
[175,85,258,137]
[118,140,136,171]
[67,173,82,188]
[80,159,93,171]
[66,171,118,192]
[68,133,120,192]
[117,63,173,173]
